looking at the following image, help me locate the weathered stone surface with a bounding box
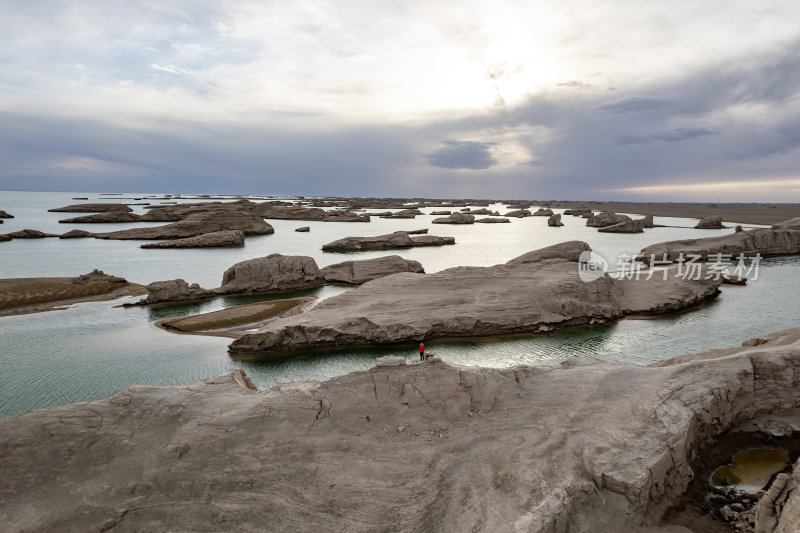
[464,208,493,215]
[532,208,554,216]
[321,255,424,285]
[432,212,475,224]
[598,218,647,233]
[430,210,451,215]
[753,461,800,533]
[2,229,58,239]
[140,230,245,249]
[586,212,633,227]
[230,245,720,355]
[503,209,531,218]
[564,208,593,217]
[505,241,591,265]
[772,217,800,230]
[295,226,310,232]
[48,203,132,213]
[59,229,95,239]
[374,356,406,366]
[75,269,127,284]
[217,254,324,295]
[140,279,216,304]
[696,215,725,229]
[639,228,800,261]
[258,204,369,222]
[642,215,655,228]
[547,214,564,226]
[474,217,510,223]
[8,328,800,532]
[322,232,455,252]
[0,210,13,218]
[58,211,142,223]
[95,212,274,240]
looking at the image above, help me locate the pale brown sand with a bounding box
[542,201,800,225]
[0,277,147,316]
[156,297,315,338]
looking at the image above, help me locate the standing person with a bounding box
[419,342,425,361]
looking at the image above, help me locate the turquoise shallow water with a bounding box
[0,191,797,417]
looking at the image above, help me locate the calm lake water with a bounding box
[0,190,797,417]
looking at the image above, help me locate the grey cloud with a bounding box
[597,96,670,113]
[424,141,497,170]
[615,127,719,145]
[557,81,591,88]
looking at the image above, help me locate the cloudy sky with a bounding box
[2,0,800,200]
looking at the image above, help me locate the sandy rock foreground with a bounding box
[4,327,800,532]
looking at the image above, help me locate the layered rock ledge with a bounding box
[5,328,800,531]
[140,230,245,248]
[322,231,455,252]
[639,226,800,261]
[321,255,424,285]
[229,242,721,356]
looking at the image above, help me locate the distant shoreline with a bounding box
[537,200,800,225]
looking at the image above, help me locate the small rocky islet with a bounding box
[3,197,800,531]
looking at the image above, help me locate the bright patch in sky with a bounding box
[1,0,800,199]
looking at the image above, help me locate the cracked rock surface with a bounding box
[5,328,800,531]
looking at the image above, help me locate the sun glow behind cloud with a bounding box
[2,0,800,199]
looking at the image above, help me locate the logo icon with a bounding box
[578,250,608,282]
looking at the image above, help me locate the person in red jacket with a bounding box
[419,342,425,361]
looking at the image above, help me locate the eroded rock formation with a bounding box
[5,328,800,532]
[140,230,245,248]
[321,255,424,285]
[95,212,274,240]
[639,227,800,261]
[696,215,725,229]
[586,212,633,228]
[598,218,647,233]
[322,232,455,252]
[432,213,475,224]
[229,243,720,356]
[217,254,325,295]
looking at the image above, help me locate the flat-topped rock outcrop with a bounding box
[217,254,324,295]
[503,209,531,218]
[140,230,245,249]
[6,327,800,531]
[48,203,132,213]
[95,212,274,240]
[432,212,475,224]
[1,229,58,239]
[229,243,720,356]
[322,231,455,252]
[598,218,647,233]
[258,204,369,222]
[586,211,632,227]
[321,255,424,285]
[139,279,216,304]
[59,211,142,223]
[474,217,509,223]
[0,210,13,218]
[695,215,725,229]
[639,227,800,261]
[532,208,554,216]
